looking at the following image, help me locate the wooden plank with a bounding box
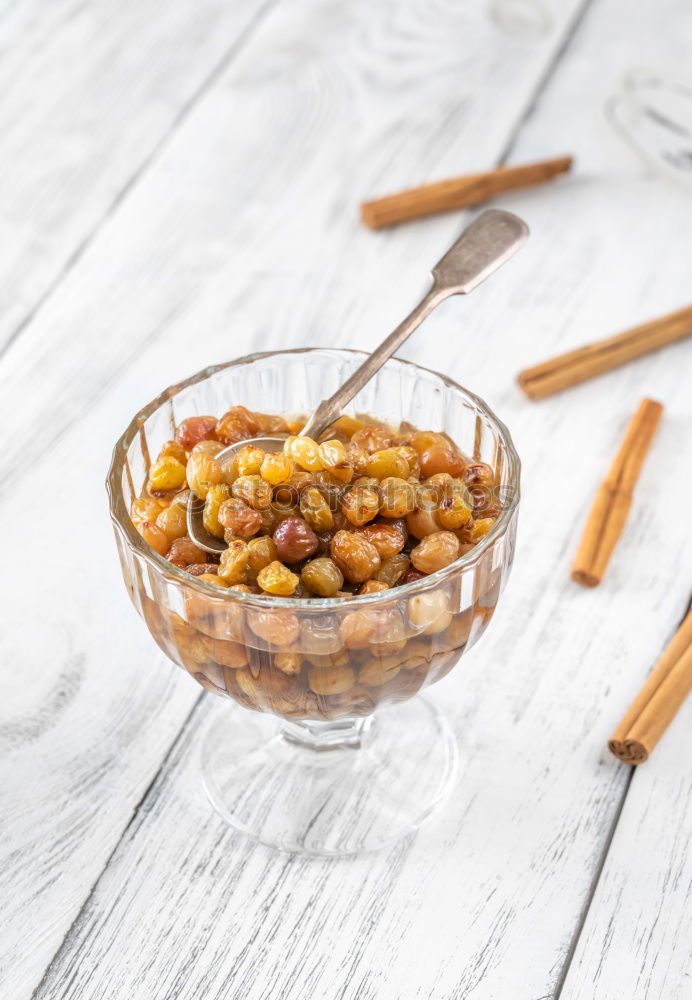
[0,1,592,997]
[559,698,692,1000]
[0,0,276,355]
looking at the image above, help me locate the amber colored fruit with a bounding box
[375,553,410,587]
[466,517,496,542]
[307,663,355,695]
[191,439,226,458]
[410,531,461,574]
[159,439,188,465]
[186,452,223,500]
[260,452,293,486]
[358,657,400,687]
[218,539,250,584]
[408,590,453,634]
[218,497,263,538]
[167,536,209,566]
[148,456,187,492]
[253,411,289,434]
[175,415,218,450]
[299,486,334,532]
[197,573,230,589]
[215,405,259,444]
[285,436,323,471]
[379,477,416,518]
[331,415,366,437]
[231,475,273,510]
[186,563,223,576]
[360,580,389,595]
[434,483,473,530]
[155,502,188,541]
[273,517,319,563]
[464,462,495,487]
[419,445,466,478]
[202,484,231,538]
[247,608,300,645]
[247,536,278,575]
[395,445,420,478]
[406,507,439,539]
[235,445,266,477]
[341,485,381,526]
[131,497,166,525]
[402,568,425,584]
[347,444,370,477]
[351,425,394,453]
[274,652,302,675]
[318,439,353,483]
[408,430,448,454]
[301,557,343,597]
[339,609,388,648]
[330,530,381,583]
[257,560,299,596]
[136,520,169,556]
[359,522,405,559]
[365,448,409,480]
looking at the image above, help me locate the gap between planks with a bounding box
[0,0,284,367]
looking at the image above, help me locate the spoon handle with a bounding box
[299,209,528,440]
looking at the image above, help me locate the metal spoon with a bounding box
[188,208,529,553]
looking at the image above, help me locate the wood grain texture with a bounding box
[0,0,276,355]
[2,0,692,998]
[560,697,692,1000]
[0,1,594,998]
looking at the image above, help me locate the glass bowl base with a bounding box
[200,696,460,857]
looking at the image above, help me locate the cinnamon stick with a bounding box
[609,611,692,763]
[571,398,663,588]
[517,304,692,400]
[361,155,573,230]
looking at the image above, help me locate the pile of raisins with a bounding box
[131,406,498,598]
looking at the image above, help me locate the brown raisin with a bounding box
[273,517,319,563]
[175,416,217,451]
[218,497,263,538]
[330,530,381,583]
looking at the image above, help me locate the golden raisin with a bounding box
[155,502,188,541]
[351,425,394,452]
[274,651,302,675]
[247,608,300,645]
[365,448,409,480]
[257,560,299,596]
[408,430,448,453]
[376,553,410,587]
[175,416,217,450]
[307,663,355,695]
[131,497,166,525]
[410,531,461,574]
[202,484,232,538]
[434,482,473,530]
[341,485,381,526]
[235,445,265,477]
[218,497,263,538]
[347,443,370,477]
[466,517,496,542]
[330,530,381,583]
[186,452,223,499]
[158,440,188,464]
[301,557,344,597]
[419,445,466,478]
[167,537,209,566]
[136,520,169,556]
[215,405,259,445]
[379,477,416,518]
[285,436,323,471]
[231,475,273,510]
[247,536,278,575]
[148,456,187,492]
[408,590,453,634]
[359,522,405,559]
[318,439,353,483]
[253,411,289,434]
[191,439,226,457]
[300,486,334,532]
[360,580,389,595]
[197,573,230,589]
[218,540,250,584]
[260,452,293,485]
[406,507,439,539]
[273,517,319,563]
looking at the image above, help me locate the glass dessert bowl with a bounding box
[107,348,520,855]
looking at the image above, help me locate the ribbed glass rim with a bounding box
[106,348,521,609]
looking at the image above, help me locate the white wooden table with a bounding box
[1,0,691,996]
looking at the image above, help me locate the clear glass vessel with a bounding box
[107,349,520,855]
